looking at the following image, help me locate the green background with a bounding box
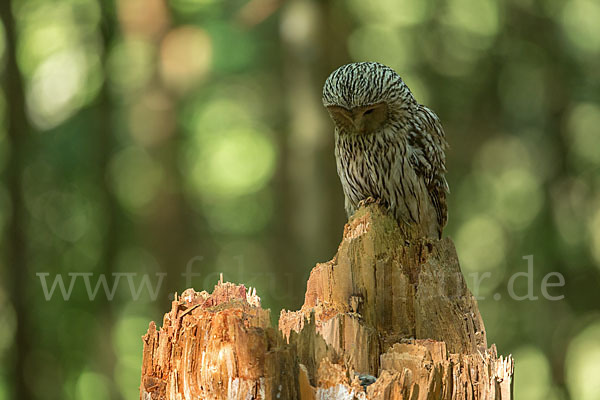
[0,0,599,398]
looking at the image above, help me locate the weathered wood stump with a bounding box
[139,280,299,399]
[139,204,514,399]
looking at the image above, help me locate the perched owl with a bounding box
[322,62,449,239]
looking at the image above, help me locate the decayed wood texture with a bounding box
[140,281,298,399]
[278,204,513,399]
[140,204,514,399]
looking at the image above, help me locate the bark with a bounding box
[139,204,514,399]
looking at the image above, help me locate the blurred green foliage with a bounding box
[0,0,599,399]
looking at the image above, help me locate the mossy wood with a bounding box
[139,204,514,399]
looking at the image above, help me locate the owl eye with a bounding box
[363,109,374,116]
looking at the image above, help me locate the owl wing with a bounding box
[406,105,449,232]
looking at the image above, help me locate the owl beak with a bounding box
[325,106,367,133]
[351,110,365,133]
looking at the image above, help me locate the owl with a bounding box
[322,62,449,239]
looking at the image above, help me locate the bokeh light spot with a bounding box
[347,26,416,72]
[280,0,319,45]
[493,168,543,230]
[160,26,212,93]
[444,0,500,37]
[186,99,276,200]
[75,371,111,400]
[108,38,155,95]
[561,0,600,56]
[189,99,249,134]
[456,214,506,273]
[26,49,90,129]
[476,135,533,176]
[117,0,169,38]
[41,190,91,243]
[109,147,164,213]
[113,311,149,400]
[566,320,600,399]
[566,103,600,167]
[190,128,275,199]
[551,177,590,249]
[15,0,100,76]
[472,136,543,230]
[513,345,553,399]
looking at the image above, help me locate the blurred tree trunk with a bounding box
[96,3,124,399]
[0,1,32,399]
[279,0,350,306]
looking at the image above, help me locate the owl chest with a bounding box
[335,135,398,203]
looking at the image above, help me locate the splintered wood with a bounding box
[140,282,298,399]
[139,204,514,399]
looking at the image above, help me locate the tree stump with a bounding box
[139,204,514,399]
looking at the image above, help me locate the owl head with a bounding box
[322,62,416,135]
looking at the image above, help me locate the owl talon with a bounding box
[358,196,379,208]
